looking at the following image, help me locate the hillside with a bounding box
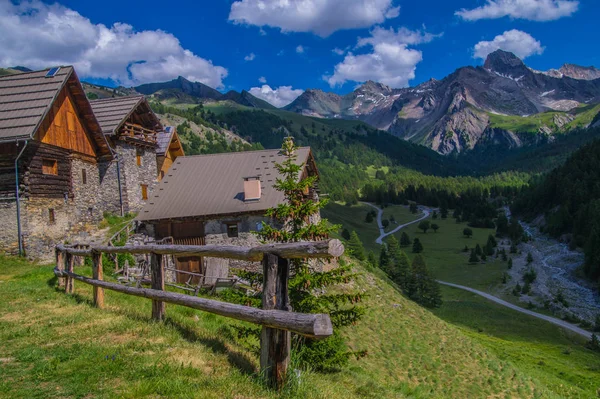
[1,253,597,398]
[513,138,600,286]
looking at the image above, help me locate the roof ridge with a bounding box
[89,94,145,103]
[0,65,72,80]
[179,146,310,159]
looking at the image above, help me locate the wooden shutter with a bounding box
[141,184,148,200]
[42,159,58,175]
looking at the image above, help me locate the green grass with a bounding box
[6,248,593,398]
[322,202,381,254]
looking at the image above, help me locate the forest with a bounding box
[512,138,600,286]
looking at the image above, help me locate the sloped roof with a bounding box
[138,147,316,221]
[0,66,111,156]
[156,126,184,156]
[90,95,162,135]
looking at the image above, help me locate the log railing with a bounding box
[119,122,158,145]
[54,239,344,389]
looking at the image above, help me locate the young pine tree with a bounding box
[406,255,442,308]
[412,238,424,253]
[400,232,411,247]
[475,243,483,257]
[367,251,377,270]
[379,245,391,273]
[469,249,480,264]
[508,258,513,269]
[347,231,366,261]
[394,250,411,291]
[256,137,364,371]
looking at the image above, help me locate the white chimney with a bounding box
[244,177,261,201]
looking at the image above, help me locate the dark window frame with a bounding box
[225,222,239,238]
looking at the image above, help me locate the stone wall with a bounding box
[98,159,122,215]
[117,143,157,212]
[0,200,19,255]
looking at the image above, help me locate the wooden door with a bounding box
[174,236,205,285]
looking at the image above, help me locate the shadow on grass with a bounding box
[164,318,257,376]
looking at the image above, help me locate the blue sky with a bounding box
[1,0,598,106]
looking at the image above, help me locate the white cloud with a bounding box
[296,45,305,54]
[473,30,544,60]
[244,52,256,61]
[0,1,227,87]
[258,76,267,83]
[456,0,579,21]
[248,85,304,107]
[229,0,400,37]
[326,26,437,88]
[332,48,345,55]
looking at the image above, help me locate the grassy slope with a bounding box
[2,252,576,398]
[488,104,600,134]
[323,204,600,398]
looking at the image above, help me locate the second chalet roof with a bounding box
[138,147,315,221]
[90,95,162,135]
[156,127,175,155]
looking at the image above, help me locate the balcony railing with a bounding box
[119,122,158,145]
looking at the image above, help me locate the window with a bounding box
[42,159,58,175]
[136,148,143,167]
[141,184,148,200]
[48,208,55,224]
[226,223,239,238]
[81,169,87,184]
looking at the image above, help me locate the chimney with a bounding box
[244,177,261,201]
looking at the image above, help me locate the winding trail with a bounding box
[361,202,430,244]
[362,202,593,340]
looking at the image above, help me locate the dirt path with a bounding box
[438,281,592,340]
[361,202,430,244]
[361,202,593,340]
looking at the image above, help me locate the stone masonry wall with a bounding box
[98,158,122,216]
[117,143,157,213]
[0,200,19,255]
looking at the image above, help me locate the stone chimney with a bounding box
[244,177,261,201]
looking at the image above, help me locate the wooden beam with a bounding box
[151,253,165,321]
[55,239,344,261]
[65,253,74,294]
[55,248,65,290]
[53,268,333,338]
[92,251,104,309]
[260,254,291,390]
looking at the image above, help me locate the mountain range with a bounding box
[284,50,600,154]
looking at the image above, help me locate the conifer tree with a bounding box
[379,245,391,273]
[387,236,402,261]
[256,137,364,371]
[440,206,448,219]
[508,257,513,269]
[400,232,411,247]
[341,228,351,241]
[394,250,411,290]
[412,238,424,253]
[527,252,534,264]
[475,244,483,257]
[347,231,366,261]
[367,251,377,270]
[406,255,442,308]
[469,249,479,263]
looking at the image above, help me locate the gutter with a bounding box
[14,140,28,256]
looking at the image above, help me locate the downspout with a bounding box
[107,143,124,216]
[15,140,28,256]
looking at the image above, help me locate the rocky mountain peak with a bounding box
[558,64,600,80]
[357,80,392,94]
[484,50,526,74]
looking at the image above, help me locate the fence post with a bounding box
[92,251,104,309]
[65,253,74,294]
[260,254,291,389]
[56,248,66,290]
[151,253,165,321]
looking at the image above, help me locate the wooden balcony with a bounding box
[118,122,158,147]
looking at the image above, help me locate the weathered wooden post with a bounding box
[260,253,291,389]
[151,253,165,321]
[65,253,74,294]
[56,248,66,290]
[92,251,104,309]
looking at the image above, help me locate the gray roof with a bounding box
[156,127,174,155]
[0,66,72,141]
[89,95,146,135]
[138,147,314,221]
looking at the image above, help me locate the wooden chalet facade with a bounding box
[137,147,320,280]
[0,67,112,258]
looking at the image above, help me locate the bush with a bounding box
[463,228,473,238]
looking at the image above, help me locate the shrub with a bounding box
[463,228,473,238]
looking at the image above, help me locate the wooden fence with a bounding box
[54,239,344,389]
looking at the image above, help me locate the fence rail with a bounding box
[53,239,344,389]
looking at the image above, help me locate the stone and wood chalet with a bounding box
[137,147,319,282]
[0,66,112,258]
[156,126,185,181]
[0,66,181,260]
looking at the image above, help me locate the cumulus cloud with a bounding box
[248,85,304,108]
[229,0,400,37]
[456,0,579,21]
[474,30,544,60]
[244,52,256,61]
[0,1,227,87]
[332,48,346,55]
[258,76,267,83]
[296,45,305,54]
[326,26,437,88]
